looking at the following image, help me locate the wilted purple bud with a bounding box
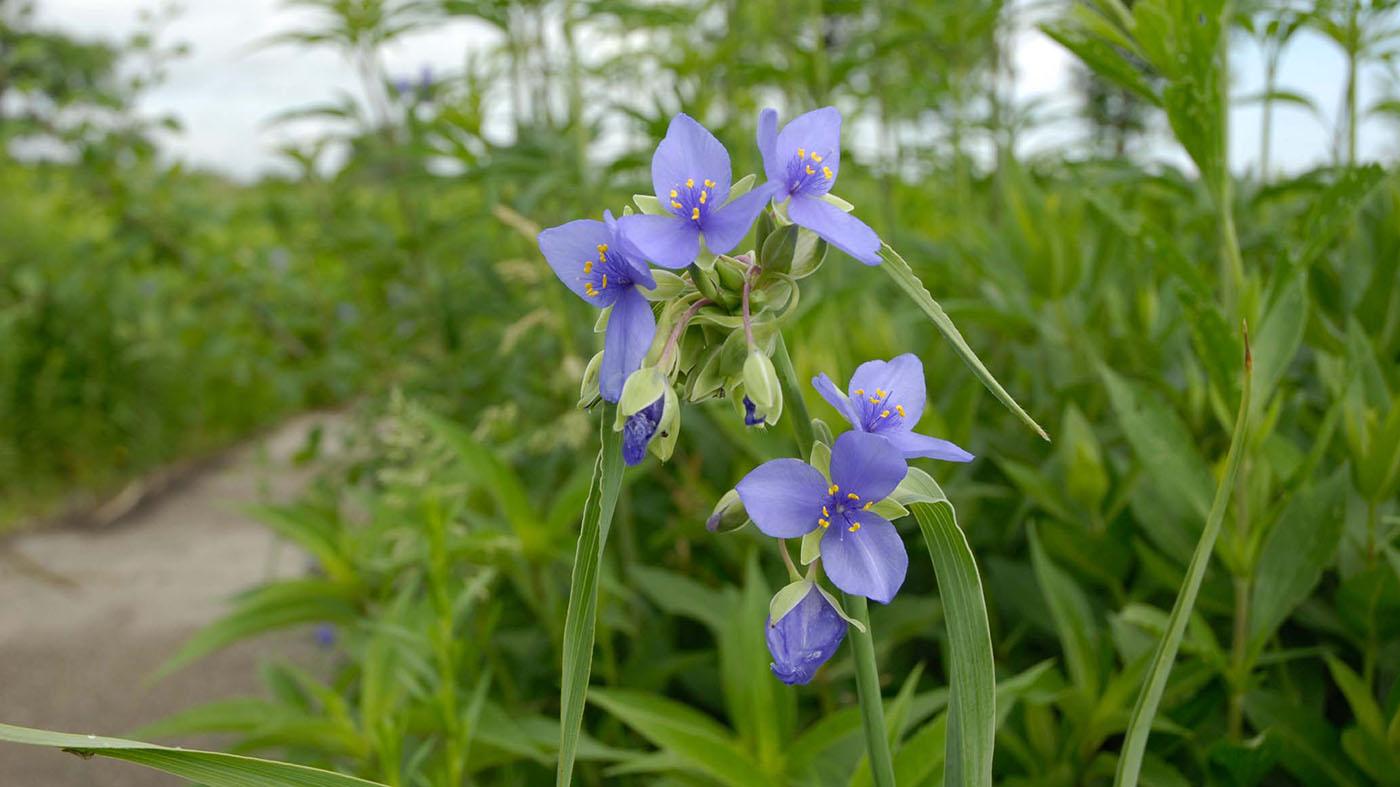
[622,395,665,466]
[743,396,766,427]
[767,585,847,685]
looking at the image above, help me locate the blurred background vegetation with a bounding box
[3,0,1399,784]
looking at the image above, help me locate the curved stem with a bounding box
[659,297,712,367]
[847,594,897,787]
[771,333,814,455]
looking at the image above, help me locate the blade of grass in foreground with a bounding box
[902,469,995,787]
[1115,326,1253,787]
[0,723,386,786]
[558,401,625,787]
[879,244,1049,441]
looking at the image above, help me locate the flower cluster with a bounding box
[539,109,972,688]
[539,108,880,466]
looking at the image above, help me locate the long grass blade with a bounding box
[0,722,386,786]
[1115,328,1253,787]
[558,401,625,786]
[879,244,1048,441]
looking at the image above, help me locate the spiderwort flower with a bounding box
[756,107,881,265]
[767,582,847,685]
[622,395,665,465]
[737,432,909,603]
[619,113,778,268]
[813,354,973,463]
[539,211,657,402]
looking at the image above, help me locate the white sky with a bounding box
[32,0,1398,180]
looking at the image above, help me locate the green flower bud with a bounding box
[743,350,780,409]
[705,488,749,533]
[715,255,749,292]
[615,366,669,429]
[578,351,603,409]
[641,269,688,302]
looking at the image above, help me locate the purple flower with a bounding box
[736,432,909,603]
[812,354,974,463]
[756,107,881,266]
[767,584,847,684]
[618,113,779,269]
[622,394,665,466]
[539,211,657,402]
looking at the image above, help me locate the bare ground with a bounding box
[0,413,345,785]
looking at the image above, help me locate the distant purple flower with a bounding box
[736,432,909,603]
[767,584,847,684]
[756,107,881,265]
[619,113,779,268]
[313,624,336,649]
[813,354,974,463]
[539,211,657,401]
[622,395,665,466]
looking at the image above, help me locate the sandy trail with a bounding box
[0,413,344,785]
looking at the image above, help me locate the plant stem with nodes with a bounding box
[659,298,712,367]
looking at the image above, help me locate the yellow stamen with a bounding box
[862,501,873,510]
[601,274,608,289]
[880,410,891,418]
[597,243,608,252]
[797,148,806,159]
[846,492,860,501]
[805,165,815,175]
[671,200,683,210]
[583,261,593,273]
[818,518,830,529]
[896,405,906,417]
[704,178,715,188]
[686,177,694,188]
[822,166,833,180]
[811,152,823,162]
[854,388,864,396]
[828,484,839,495]
[670,189,678,198]
[876,388,887,398]
[699,190,707,204]
[822,506,829,517]
[691,207,700,220]
[869,396,881,404]
[848,522,861,532]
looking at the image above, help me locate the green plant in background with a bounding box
[2,0,1399,785]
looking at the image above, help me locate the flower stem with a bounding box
[659,297,712,367]
[771,333,814,455]
[741,269,757,347]
[847,594,897,787]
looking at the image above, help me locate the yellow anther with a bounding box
[704,179,715,187]
[854,388,864,396]
[880,410,891,418]
[691,207,700,220]
[828,484,839,495]
[811,152,823,162]
[823,166,833,180]
[797,148,806,159]
[670,189,678,198]
[848,522,861,532]
[847,492,860,501]
[818,518,830,528]
[869,396,881,404]
[876,388,887,397]
[686,177,694,188]
[699,190,708,204]
[583,261,593,273]
[862,501,873,510]
[597,243,608,252]
[822,506,829,517]
[896,405,906,417]
[601,274,608,289]
[805,165,815,175]
[671,200,683,210]
[584,284,598,297]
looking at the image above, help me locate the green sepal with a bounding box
[743,350,780,408]
[800,528,824,565]
[706,488,750,533]
[622,204,634,216]
[813,582,867,633]
[686,343,726,402]
[869,497,909,521]
[728,173,757,200]
[578,351,603,409]
[754,207,776,251]
[715,255,749,292]
[809,440,832,478]
[648,384,681,462]
[690,263,725,304]
[769,580,815,624]
[812,418,834,447]
[642,269,687,302]
[820,192,854,212]
[760,224,797,278]
[634,194,666,215]
[789,228,828,279]
[593,307,610,334]
[615,366,669,428]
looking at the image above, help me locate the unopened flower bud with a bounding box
[578,351,603,408]
[706,488,748,533]
[767,582,847,685]
[743,350,780,410]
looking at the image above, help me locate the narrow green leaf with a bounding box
[1325,655,1387,740]
[1115,335,1252,787]
[1244,691,1365,787]
[1028,526,1101,696]
[558,402,625,787]
[1248,471,1348,648]
[0,722,385,786]
[588,689,777,787]
[913,485,995,787]
[879,244,1048,440]
[1100,366,1213,518]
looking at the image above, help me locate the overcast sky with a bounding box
[32,0,1398,180]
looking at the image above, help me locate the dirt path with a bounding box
[0,413,346,785]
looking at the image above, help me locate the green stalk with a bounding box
[1115,330,1253,787]
[771,334,893,786]
[847,594,897,787]
[558,402,624,787]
